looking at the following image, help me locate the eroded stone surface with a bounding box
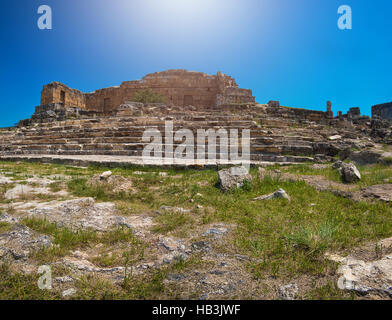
[218,166,252,191]
[278,283,299,300]
[360,184,392,202]
[26,198,153,232]
[88,174,134,194]
[0,224,52,261]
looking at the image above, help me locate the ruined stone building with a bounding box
[40,70,255,113]
[0,69,391,166]
[372,102,392,120]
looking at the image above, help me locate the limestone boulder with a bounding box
[218,166,252,191]
[339,162,361,183]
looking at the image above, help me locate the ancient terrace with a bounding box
[40,70,255,112]
[0,69,391,168]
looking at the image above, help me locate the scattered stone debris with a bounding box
[328,135,342,141]
[203,226,228,238]
[159,206,191,213]
[332,160,343,169]
[0,213,19,224]
[26,197,152,232]
[60,256,125,275]
[314,154,334,163]
[0,224,52,261]
[277,283,299,300]
[253,188,290,201]
[88,174,134,193]
[360,184,392,202]
[327,252,392,297]
[158,237,188,264]
[4,184,67,200]
[0,175,13,184]
[218,166,252,191]
[62,288,77,298]
[191,241,211,252]
[349,151,382,165]
[55,276,74,284]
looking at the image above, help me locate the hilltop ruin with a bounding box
[0,69,391,167]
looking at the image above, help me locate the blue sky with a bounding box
[0,0,391,127]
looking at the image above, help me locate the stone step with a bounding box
[1,142,316,156]
[0,150,313,163]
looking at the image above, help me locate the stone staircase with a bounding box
[0,104,367,166]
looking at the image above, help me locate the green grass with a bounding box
[382,157,392,166]
[280,162,392,188]
[0,221,12,233]
[2,160,392,299]
[152,211,195,235]
[23,218,144,264]
[0,264,60,300]
[62,163,392,279]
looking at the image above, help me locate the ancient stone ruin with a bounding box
[39,69,255,113]
[0,69,391,166]
[372,102,392,120]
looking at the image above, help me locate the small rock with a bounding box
[191,241,211,251]
[203,227,228,237]
[55,276,74,283]
[253,188,290,201]
[167,273,186,281]
[196,205,203,209]
[235,254,250,261]
[332,160,343,169]
[339,162,361,183]
[0,213,19,224]
[160,206,190,213]
[210,270,225,275]
[278,283,298,300]
[99,171,112,180]
[329,135,342,141]
[62,288,77,298]
[218,166,252,191]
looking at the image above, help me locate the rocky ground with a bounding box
[0,156,392,300]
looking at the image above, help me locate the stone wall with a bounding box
[39,70,255,112]
[372,102,392,120]
[41,82,86,109]
[216,87,255,106]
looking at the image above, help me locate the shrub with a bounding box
[132,89,166,104]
